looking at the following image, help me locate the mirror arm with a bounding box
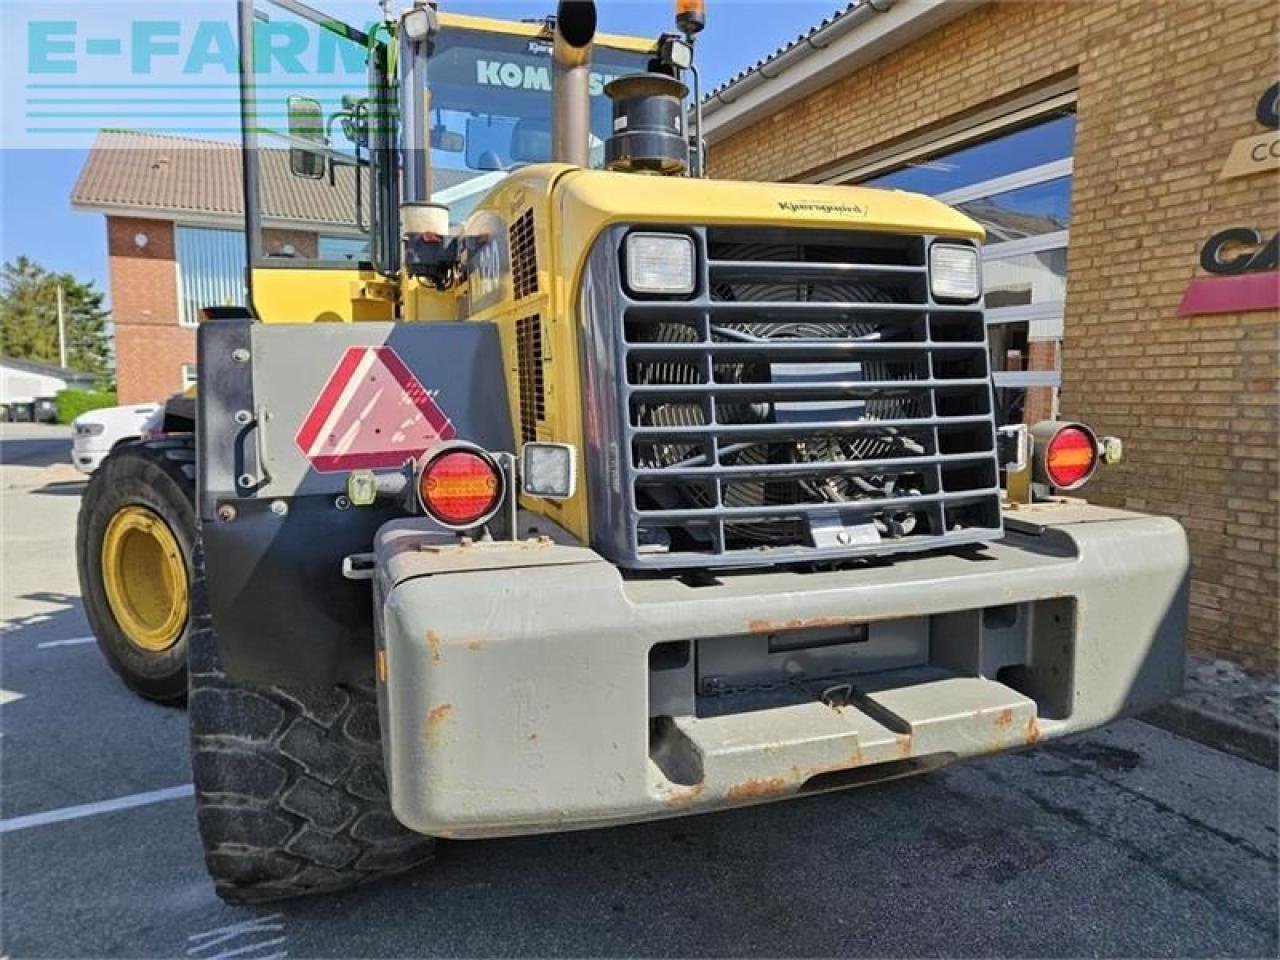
[355,141,366,233]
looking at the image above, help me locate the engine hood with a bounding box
[554,166,985,242]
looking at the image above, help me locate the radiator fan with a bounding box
[631,266,928,545]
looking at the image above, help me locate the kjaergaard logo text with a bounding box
[778,200,867,217]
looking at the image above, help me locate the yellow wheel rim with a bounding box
[101,506,188,653]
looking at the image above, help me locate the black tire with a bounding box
[188,545,436,904]
[76,437,196,703]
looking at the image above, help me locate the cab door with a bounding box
[239,0,398,324]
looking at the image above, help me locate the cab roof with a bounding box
[437,12,656,55]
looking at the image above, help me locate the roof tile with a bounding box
[72,130,477,224]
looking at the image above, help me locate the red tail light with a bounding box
[417,446,504,529]
[1043,425,1099,490]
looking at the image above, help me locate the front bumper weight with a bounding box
[372,508,1188,838]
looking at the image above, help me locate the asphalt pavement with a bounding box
[1,425,1277,958]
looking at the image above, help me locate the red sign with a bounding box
[295,346,456,473]
[1178,271,1280,317]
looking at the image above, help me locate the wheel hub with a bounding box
[101,506,188,652]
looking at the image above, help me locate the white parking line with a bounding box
[36,636,96,649]
[187,914,287,960]
[0,784,194,834]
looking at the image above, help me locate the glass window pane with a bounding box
[176,227,246,325]
[984,248,1067,309]
[957,176,1072,242]
[247,2,372,266]
[318,235,370,263]
[427,28,650,173]
[865,113,1076,195]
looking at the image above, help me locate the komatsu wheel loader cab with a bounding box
[75,0,1189,903]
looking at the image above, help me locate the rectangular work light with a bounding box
[929,243,981,302]
[625,233,696,296]
[521,443,577,500]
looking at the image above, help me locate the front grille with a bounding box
[582,226,1002,570]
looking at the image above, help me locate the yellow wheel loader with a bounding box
[76,0,1189,903]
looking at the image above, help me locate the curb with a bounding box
[1141,700,1279,770]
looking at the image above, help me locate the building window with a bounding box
[863,109,1076,425]
[318,235,370,263]
[181,364,198,390]
[175,226,247,326]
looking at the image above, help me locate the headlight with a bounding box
[625,232,696,296]
[74,422,105,437]
[930,243,981,302]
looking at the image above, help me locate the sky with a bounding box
[0,0,843,301]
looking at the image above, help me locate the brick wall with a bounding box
[709,0,1279,670]
[105,219,322,401]
[106,216,194,403]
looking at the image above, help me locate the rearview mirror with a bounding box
[431,125,464,153]
[511,119,552,164]
[465,116,515,171]
[287,95,326,179]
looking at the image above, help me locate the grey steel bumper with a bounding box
[372,505,1188,839]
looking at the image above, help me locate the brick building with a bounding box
[71,131,370,403]
[704,0,1278,669]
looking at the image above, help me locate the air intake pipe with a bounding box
[552,1,597,167]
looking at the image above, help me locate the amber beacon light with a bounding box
[676,0,706,36]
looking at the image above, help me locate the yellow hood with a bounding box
[555,167,985,242]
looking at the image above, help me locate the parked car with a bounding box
[71,402,162,474]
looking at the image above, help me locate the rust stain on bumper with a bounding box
[725,777,790,802]
[428,703,453,726]
[748,615,875,634]
[426,630,443,664]
[1026,715,1042,744]
[424,703,453,750]
[664,783,708,808]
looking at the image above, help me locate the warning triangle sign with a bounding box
[295,346,456,473]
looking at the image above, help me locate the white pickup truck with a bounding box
[71,403,161,474]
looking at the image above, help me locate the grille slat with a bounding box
[627,301,977,316]
[630,414,992,439]
[633,450,994,480]
[633,489,1002,521]
[625,342,987,356]
[627,378,990,397]
[595,225,1001,568]
[709,260,928,278]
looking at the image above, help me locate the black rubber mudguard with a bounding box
[196,318,514,687]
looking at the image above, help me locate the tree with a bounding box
[0,256,112,383]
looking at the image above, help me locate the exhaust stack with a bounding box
[552,1,597,167]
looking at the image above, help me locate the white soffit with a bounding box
[703,0,988,146]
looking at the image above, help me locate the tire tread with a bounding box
[189,546,434,904]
